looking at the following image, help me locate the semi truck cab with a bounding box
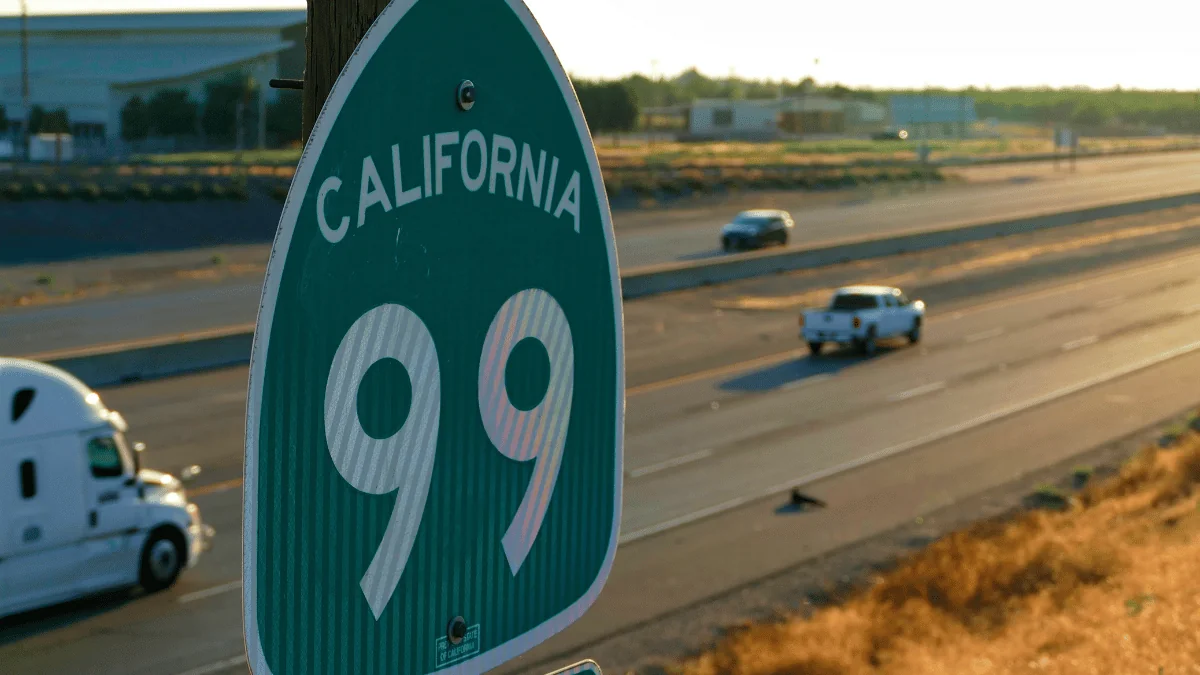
[0,357,214,619]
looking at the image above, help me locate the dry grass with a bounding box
[114,135,1200,172]
[675,426,1200,675]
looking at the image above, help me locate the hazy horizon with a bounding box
[5,0,1199,92]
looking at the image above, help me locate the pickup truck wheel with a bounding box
[807,341,823,356]
[908,318,922,344]
[859,328,878,356]
[140,527,186,593]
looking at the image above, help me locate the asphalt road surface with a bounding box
[5,245,1200,674]
[3,150,1200,358]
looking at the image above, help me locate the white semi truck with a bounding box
[0,357,214,619]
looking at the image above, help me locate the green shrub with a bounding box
[204,182,227,200]
[227,182,250,201]
[51,183,74,201]
[102,184,125,201]
[658,179,684,197]
[2,182,25,201]
[129,183,152,201]
[179,181,203,201]
[270,184,289,202]
[78,183,102,201]
[28,182,48,200]
[630,180,655,198]
[155,184,177,202]
[603,178,623,198]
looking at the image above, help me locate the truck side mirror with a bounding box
[132,442,146,475]
[180,465,203,484]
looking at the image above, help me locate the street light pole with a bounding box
[20,0,31,159]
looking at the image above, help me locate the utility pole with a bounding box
[257,63,268,150]
[301,0,390,142]
[20,0,30,160]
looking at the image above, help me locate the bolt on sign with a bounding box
[241,1,625,673]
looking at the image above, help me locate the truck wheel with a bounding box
[807,341,823,357]
[859,328,878,356]
[140,527,186,593]
[908,318,922,344]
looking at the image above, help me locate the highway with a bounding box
[5,243,1200,675]
[3,149,1200,358]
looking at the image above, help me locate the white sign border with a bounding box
[241,0,626,673]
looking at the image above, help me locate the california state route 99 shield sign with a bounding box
[241,1,625,673]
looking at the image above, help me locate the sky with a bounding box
[8,0,1200,91]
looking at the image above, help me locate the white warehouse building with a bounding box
[0,9,305,154]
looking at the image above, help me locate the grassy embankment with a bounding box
[674,413,1200,675]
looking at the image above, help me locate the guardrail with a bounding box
[23,188,1200,389]
[620,189,1200,298]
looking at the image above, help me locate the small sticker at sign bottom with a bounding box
[435,624,481,669]
[544,659,602,675]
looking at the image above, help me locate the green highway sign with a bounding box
[241,0,624,673]
[545,660,603,675]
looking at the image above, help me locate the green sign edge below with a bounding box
[240,0,626,673]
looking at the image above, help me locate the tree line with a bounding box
[118,71,302,147]
[7,68,1194,149]
[595,69,1200,133]
[0,104,71,135]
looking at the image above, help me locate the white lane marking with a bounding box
[179,579,242,604]
[629,449,715,478]
[781,373,835,390]
[888,381,947,402]
[618,338,1200,545]
[1095,295,1125,309]
[965,327,1005,343]
[173,655,248,675]
[1062,335,1100,351]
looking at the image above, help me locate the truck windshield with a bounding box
[829,294,878,311]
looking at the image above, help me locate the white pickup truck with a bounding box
[799,285,926,356]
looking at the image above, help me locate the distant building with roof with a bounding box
[685,96,890,141]
[887,94,978,139]
[0,9,305,156]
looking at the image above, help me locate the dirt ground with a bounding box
[672,418,1200,675]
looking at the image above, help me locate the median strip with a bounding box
[625,190,1200,300]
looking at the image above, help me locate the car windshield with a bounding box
[733,214,772,229]
[829,293,879,311]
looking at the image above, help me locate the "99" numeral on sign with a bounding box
[323,289,574,619]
